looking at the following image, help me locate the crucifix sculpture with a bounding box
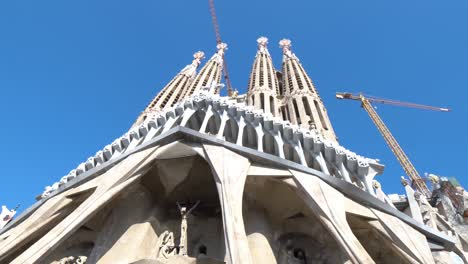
[176,200,200,256]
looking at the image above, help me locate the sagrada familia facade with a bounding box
[1,38,467,264]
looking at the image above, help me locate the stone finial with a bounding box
[401,176,409,187]
[257,37,268,47]
[372,180,381,189]
[257,37,269,54]
[192,51,205,65]
[216,42,228,56]
[279,38,292,52]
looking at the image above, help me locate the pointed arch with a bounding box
[223,118,239,144]
[242,124,258,150]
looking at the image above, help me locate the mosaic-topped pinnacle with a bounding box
[279,38,292,52]
[216,42,228,54]
[257,37,269,54]
[192,51,205,65]
[257,36,268,47]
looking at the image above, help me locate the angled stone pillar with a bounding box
[290,169,375,264]
[203,144,253,264]
[10,146,160,264]
[404,185,424,223]
[369,209,434,264]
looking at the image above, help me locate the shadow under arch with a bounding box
[283,143,301,164]
[262,132,279,156]
[242,124,258,150]
[242,176,348,264]
[205,113,221,135]
[223,118,239,143]
[185,110,206,131]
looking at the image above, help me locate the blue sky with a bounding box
[1,0,467,212]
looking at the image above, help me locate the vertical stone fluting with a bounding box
[246,37,280,117]
[132,52,205,128]
[279,39,338,143]
[184,43,227,98]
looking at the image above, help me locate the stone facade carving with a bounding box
[177,201,200,256]
[157,231,177,260]
[58,256,87,264]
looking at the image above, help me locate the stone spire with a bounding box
[183,43,227,97]
[131,51,205,128]
[279,39,338,142]
[246,37,280,116]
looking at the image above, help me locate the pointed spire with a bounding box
[131,51,204,128]
[279,38,338,142]
[279,38,316,95]
[184,43,227,97]
[246,37,280,116]
[179,51,205,77]
[247,37,280,93]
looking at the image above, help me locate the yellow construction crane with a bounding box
[336,92,450,198]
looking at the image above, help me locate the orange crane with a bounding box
[336,92,450,198]
[208,0,233,96]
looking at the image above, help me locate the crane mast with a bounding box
[336,92,450,197]
[208,0,233,96]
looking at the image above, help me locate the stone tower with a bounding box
[246,37,280,116]
[279,39,338,143]
[132,51,205,128]
[183,43,227,98]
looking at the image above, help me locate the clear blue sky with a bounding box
[1,0,467,212]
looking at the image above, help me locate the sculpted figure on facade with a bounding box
[157,231,176,260]
[177,200,200,256]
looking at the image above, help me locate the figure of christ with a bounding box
[176,200,200,256]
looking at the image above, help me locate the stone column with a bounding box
[290,169,375,264]
[10,146,161,264]
[203,144,253,264]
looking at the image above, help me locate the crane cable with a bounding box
[208,0,233,96]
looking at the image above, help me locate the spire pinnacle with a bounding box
[216,42,228,56]
[257,36,269,54]
[192,51,205,66]
[279,38,293,57]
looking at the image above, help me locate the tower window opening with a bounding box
[299,66,315,92]
[259,57,265,87]
[291,62,304,90]
[293,98,301,125]
[287,65,294,91]
[266,57,273,89]
[270,96,274,115]
[260,93,265,111]
[302,97,314,125]
[202,66,214,87]
[171,79,189,107]
[314,100,328,130]
[281,106,287,120]
[252,95,255,106]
